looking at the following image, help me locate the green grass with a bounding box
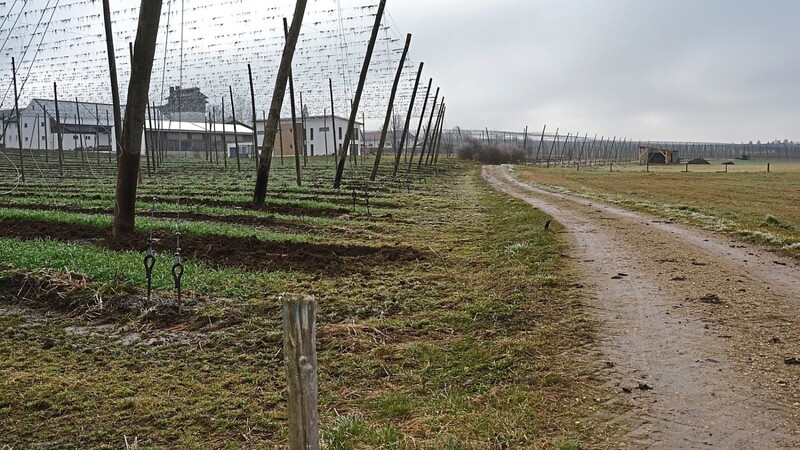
[516,162,800,258]
[0,159,616,448]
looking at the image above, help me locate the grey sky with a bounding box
[389,0,800,142]
[2,0,799,143]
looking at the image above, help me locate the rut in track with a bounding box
[483,165,800,449]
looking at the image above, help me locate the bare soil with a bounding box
[484,165,800,449]
[0,218,423,275]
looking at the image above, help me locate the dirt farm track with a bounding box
[484,165,800,449]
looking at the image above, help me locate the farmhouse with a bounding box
[638,145,678,164]
[158,86,208,123]
[0,98,253,158]
[254,115,364,157]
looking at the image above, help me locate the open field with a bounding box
[0,153,619,449]
[516,160,800,258]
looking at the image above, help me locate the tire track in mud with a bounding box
[483,165,800,449]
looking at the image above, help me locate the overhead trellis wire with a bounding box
[0,0,435,129]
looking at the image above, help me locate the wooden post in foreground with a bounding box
[282,293,319,450]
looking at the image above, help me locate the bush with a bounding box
[456,138,525,165]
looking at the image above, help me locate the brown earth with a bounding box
[484,165,800,449]
[0,218,423,275]
[0,202,324,233]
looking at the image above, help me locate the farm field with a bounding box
[515,159,800,258]
[0,153,619,449]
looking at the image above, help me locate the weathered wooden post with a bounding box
[416,89,439,169]
[282,293,319,450]
[333,0,387,189]
[328,78,338,163]
[300,91,308,165]
[102,0,123,159]
[229,86,241,172]
[433,105,447,164]
[42,105,49,163]
[54,82,64,176]
[252,0,308,205]
[425,101,444,166]
[407,78,432,172]
[392,62,423,176]
[283,17,303,186]
[221,96,230,168]
[11,58,25,182]
[534,124,546,163]
[370,33,411,181]
[248,64,259,168]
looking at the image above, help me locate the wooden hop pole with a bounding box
[393,62,423,176]
[333,0,388,189]
[11,57,25,182]
[371,33,411,181]
[252,0,308,205]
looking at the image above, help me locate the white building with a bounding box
[254,115,364,157]
[0,99,253,158]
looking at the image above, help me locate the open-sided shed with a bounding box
[639,146,678,164]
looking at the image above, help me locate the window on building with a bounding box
[319,127,329,132]
[339,127,342,138]
[354,128,358,139]
[42,136,46,141]
[24,123,28,128]
[24,137,28,142]
[41,121,45,127]
[310,144,314,154]
[309,127,314,141]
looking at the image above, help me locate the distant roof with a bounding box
[8,99,122,125]
[148,119,252,134]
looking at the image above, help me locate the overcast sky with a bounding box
[2,0,799,143]
[387,0,800,142]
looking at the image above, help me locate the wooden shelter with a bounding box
[639,146,678,164]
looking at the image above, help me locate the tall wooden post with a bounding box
[283,18,303,186]
[147,102,156,174]
[252,0,308,205]
[75,98,88,167]
[328,78,338,163]
[417,88,439,169]
[248,64,258,168]
[407,77,432,172]
[94,104,101,165]
[522,125,529,162]
[546,128,559,168]
[393,62,423,176]
[42,105,49,163]
[113,0,164,238]
[102,0,123,158]
[300,91,308,165]
[333,0,387,189]
[431,105,446,164]
[221,96,228,168]
[11,58,25,182]
[143,103,151,176]
[371,33,411,181]
[212,108,219,165]
[230,86,241,172]
[425,100,444,166]
[282,294,319,450]
[54,82,64,176]
[534,124,546,163]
